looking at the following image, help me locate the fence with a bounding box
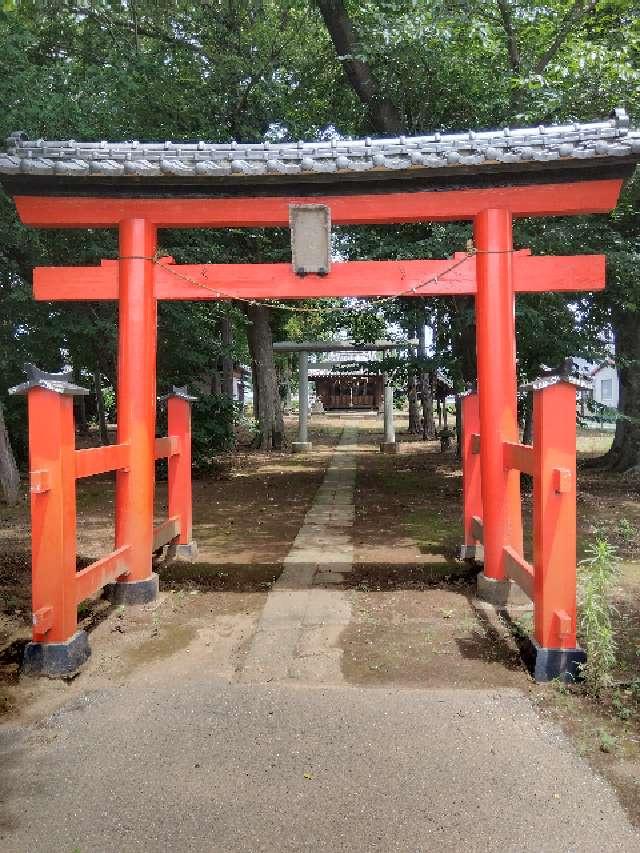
[461,374,587,679]
[11,367,195,668]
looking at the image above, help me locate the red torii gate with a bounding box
[2,110,638,678]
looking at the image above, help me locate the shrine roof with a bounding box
[1,109,638,198]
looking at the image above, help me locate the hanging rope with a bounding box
[116,243,517,315]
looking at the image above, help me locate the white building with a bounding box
[590,361,619,408]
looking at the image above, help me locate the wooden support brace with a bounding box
[74,443,130,478]
[503,545,534,600]
[30,468,52,494]
[503,441,534,475]
[154,435,180,460]
[553,467,572,494]
[75,545,131,604]
[471,515,484,543]
[32,606,54,635]
[153,516,180,551]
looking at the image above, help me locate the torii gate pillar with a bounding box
[292,351,312,453]
[110,218,159,604]
[474,208,523,605]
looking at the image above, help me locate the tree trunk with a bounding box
[452,296,477,384]
[421,372,435,439]
[418,318,435,439]
[594,308,640,472]
[94,364,110,446]
[315,0,402,134]
[407,373,420,433]
[73,365,89,436]
[245,303,285,450]
[522,390,533,445]
[0,401,20,504]
[407,324,420,434]
[221,312,234,398]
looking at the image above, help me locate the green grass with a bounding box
[404,509,461,555]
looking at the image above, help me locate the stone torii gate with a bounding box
[272,339,415,452]
[2,109,639,677]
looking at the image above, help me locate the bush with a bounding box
[578,537,619,697]
[190,393,236,470]
[156,392,235,475]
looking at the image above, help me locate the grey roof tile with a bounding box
[1,109,638,186]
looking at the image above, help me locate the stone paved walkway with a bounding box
[240,427,357,683]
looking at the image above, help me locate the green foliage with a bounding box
[0,0,639,464]
[190,394,236,471]
[598,729,618,754]
[578,537,620,697]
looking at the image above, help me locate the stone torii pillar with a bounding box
[292,350,312,453]
[380,370,399,453]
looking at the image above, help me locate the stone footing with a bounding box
[292,441,313,453]
[459,543,484,562]
[174,541,198,562]
[476,572,530,607]
[105,572,159,605]
[379,441,401,454]
[476,572,514,606]
[23,630,91,678]
[521,637,586,683]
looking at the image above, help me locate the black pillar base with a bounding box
[23,629,91,678]
[521,637,586,683]
[105,572,159,605]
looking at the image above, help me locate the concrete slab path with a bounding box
[240,427,358,684]
[1,681,638,852]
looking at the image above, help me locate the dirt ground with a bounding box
[1,412,639,823]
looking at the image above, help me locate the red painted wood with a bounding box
[33,253,605,301]
[533,381,578,649]
[114,218,158,584]
[168,397,193,546]
[475,207,523,582]
[461,393,482,549]
[154,435,179,459]
[503,441,534,476]
[74,443,130,478]
[14,179,623,228]
[28,388,78,642]
[75,545,131,605]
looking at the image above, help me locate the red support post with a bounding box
[167,390,197,557]
[27,387,78,644]
[9,366,92,676]
[460,391,482,560]
[474,207,523,604]
[533,380,579,649]
[113,218,160,603]
[523,377,586,681]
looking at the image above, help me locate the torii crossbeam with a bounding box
[34,250,604,301]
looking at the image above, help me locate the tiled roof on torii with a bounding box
[1,108,638,197]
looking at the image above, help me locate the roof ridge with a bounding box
[1,109,638,184]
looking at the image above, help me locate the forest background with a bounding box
[0,0,639,494]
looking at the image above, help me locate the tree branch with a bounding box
[315,0,402,134]
[496,0,521,73]
[533,0,598,75]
